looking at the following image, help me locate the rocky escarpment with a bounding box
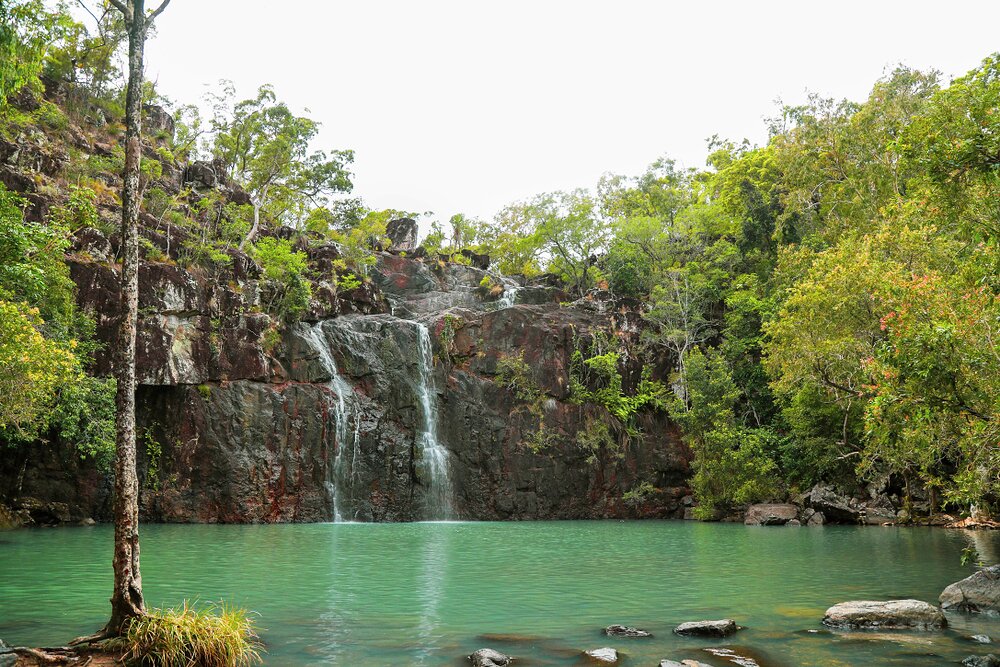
[1,226,689,525]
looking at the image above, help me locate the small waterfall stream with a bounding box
[413,322,454,519]
[304,322,360,522]
[495,276,522,309]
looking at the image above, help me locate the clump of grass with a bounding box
[110,601,263,667]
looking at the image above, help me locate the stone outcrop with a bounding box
[0,224,688,524]
[941,566,1000,614]
[822,600,946,630]
[744,503,799,525]
[385,217,419,252]
[673,619,740,637]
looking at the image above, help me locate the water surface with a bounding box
[1,521,998,666]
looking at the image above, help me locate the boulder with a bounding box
[659,661,711,667]
[183,160,220,189]
[807,511,826,526]
[604,624,651,638]
[964,656,1000,667]
[973,635,994,644]
[460,248,490,270]
[822,600,946,630]
[143,104,175,140]
[386,218,419,252]
[941,566,1000,614]
[806,484,861,523]
[584,647,619,663]
[673,619,740,637]
[786,519,802,526]
[744,503,799,526]
[469,648,511,666]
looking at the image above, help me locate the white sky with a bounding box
[143,1,1000,224]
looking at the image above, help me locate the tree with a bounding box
[207,84,354,250]
[80,0,171,640]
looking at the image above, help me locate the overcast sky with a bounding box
[143,1,1000,224]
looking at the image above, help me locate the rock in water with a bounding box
[469,648,511,666]
[822,600,946,630]
[744,503,799,525]
[673,619,740,637]
[659,661,712,667]
[964,655,1000,667]
[973,635,994,644]
[604,624,652,637]
[941,565,1000,614]
[584,647,619,663]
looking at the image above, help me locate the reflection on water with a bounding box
[1,522,998,666]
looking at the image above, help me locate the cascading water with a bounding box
[303,321,359,522]
[495,276,522,309]
[413,322,454,519]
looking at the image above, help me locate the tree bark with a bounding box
[107,0,147,636]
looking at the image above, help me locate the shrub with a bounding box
[114,601,262,667]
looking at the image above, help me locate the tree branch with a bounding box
[147,0,172,24]
[106,0,128,15]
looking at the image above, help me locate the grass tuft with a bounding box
[109,600,263,667]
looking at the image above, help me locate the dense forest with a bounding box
[2,0,1000,524]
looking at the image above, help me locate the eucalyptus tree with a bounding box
[68,0,171,640]
[207,84,354,250]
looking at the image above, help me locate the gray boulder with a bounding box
[604,624,651,638]
[744,503,799,526]
[584,647,619,663]
[941,566,1000,614]
[469,648,511,667]
[386,218,419,252]
[806,484,861,523]
[822,600,946,630]
[807,511,826,526]
[673,619,740,637]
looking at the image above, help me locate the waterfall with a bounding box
[413,322,454,519]
[304,321,359,522]
[495,276,522,310]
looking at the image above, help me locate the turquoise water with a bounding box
[1,522,999,666]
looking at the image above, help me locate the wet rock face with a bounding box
[1,245,688,524]
[941,566,1000,614]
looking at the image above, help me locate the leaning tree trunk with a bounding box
[108,0,148,636]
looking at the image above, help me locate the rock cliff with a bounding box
[0,98,690,525]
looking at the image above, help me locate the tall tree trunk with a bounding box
[107,0,147,636]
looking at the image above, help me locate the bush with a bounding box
[114,601,262,667]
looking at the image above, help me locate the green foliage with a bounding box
[142,427,162,491]
[668,348,780,515]
[111,601,262,667]
[569,343,667,425]
[0,301,78,439]
[496,351,544,408]
[622,481,659,507]
[251,237,312,322]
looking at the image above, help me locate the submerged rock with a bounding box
[659,661,712,667]
[973,635,994,644]
[603,624,651,638]
[673,619,740,637]
[744,503,799,526]
[469,648,511,666]
[964,655,1000,667]
[584,647,619,663]
[822,600,946,630]
[941,565,1000,614]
